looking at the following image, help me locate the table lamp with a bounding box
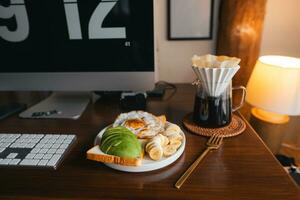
[246,55,300,124]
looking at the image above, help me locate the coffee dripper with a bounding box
[192,55,246,128]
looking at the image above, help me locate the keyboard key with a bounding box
[60,143,69,149]
[43,154,53,159]
[52,143,60,148]
[47,155,61,166]
[31,148,40,153]
[59,135,68,139]
[55,139,64,144]
[26,154,36,159]
[56,149,65,154]
[43,144,52,148]
[67,135,75,139]
[34,154,44,159]
[63,139,72,144]
[27,143,36,148]
[9,159,21,165]
[39,149,48,154]
[7,153,18,159]
[39,139,48,144]
[1,159,12,165]
[36,143,45,148]
[20,159,39,166]
[38,159,48,166]
[47,148,56,154]
[47,139,56,144]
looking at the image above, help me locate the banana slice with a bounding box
[163,145,177,157]
[158,134,169,146]
[145,127,182,161]
[169,140,182,149]
[149,146,163,160]
[168,133,183,143]
[165,124,181,133]
[163,128,182,138]
[145,141,157,153]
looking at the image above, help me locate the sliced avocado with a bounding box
[100,136,123,153]
[102,126,136,141]
[100,126,141,158]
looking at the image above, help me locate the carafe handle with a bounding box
[232,86,247,112]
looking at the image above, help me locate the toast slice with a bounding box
[86,145,142,166]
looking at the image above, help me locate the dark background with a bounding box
[0,0,154,72]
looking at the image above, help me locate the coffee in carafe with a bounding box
[191,55,246,128]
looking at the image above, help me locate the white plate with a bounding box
[94,122,186,172]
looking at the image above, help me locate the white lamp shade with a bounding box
[246,55,300,116]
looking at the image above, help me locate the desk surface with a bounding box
[0,84,299,200]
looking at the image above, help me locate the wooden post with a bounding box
[216,0,267,87]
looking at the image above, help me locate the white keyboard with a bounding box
[0,133,76,169]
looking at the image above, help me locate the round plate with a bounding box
[94,122,186,172]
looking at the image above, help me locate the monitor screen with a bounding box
[0,0,154,72]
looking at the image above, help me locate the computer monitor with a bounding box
[0,0,155,119]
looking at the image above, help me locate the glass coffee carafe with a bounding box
[193,80,246,128]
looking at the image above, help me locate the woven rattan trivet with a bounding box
[183,113,246,138]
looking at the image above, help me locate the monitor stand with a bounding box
[19,92,91,119]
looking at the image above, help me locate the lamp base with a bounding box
[251,108,289,124]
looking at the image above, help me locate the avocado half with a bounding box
[100,126,142,159]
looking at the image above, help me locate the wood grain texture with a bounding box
[216,0,267,86]
[0,84,299,200]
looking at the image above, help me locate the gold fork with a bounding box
[175,133,223,189]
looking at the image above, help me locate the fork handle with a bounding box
[175,148,211,189]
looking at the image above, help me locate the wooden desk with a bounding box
[0,84,299,200]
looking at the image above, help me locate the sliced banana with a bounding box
[163,145,177,157]
[169,140,182,149]
[144,124,183,161]
[158,134,169,146]
[168,133,183,143]
[165,124,181,133]
[149,146,163,160]
[163,128,182,138]
[145,141,157,153]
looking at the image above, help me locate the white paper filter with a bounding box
[192,55,241,97]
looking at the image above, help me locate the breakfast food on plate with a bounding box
[145,134,168,160]
[87,111,185,167]
[87,126,143,166]
[100,126,142,158]
[163,123,183,149]
[113,111,165,139]
[145,123,184,160]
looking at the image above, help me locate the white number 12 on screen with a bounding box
[0,0,126,43]
[63,0,126,40]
